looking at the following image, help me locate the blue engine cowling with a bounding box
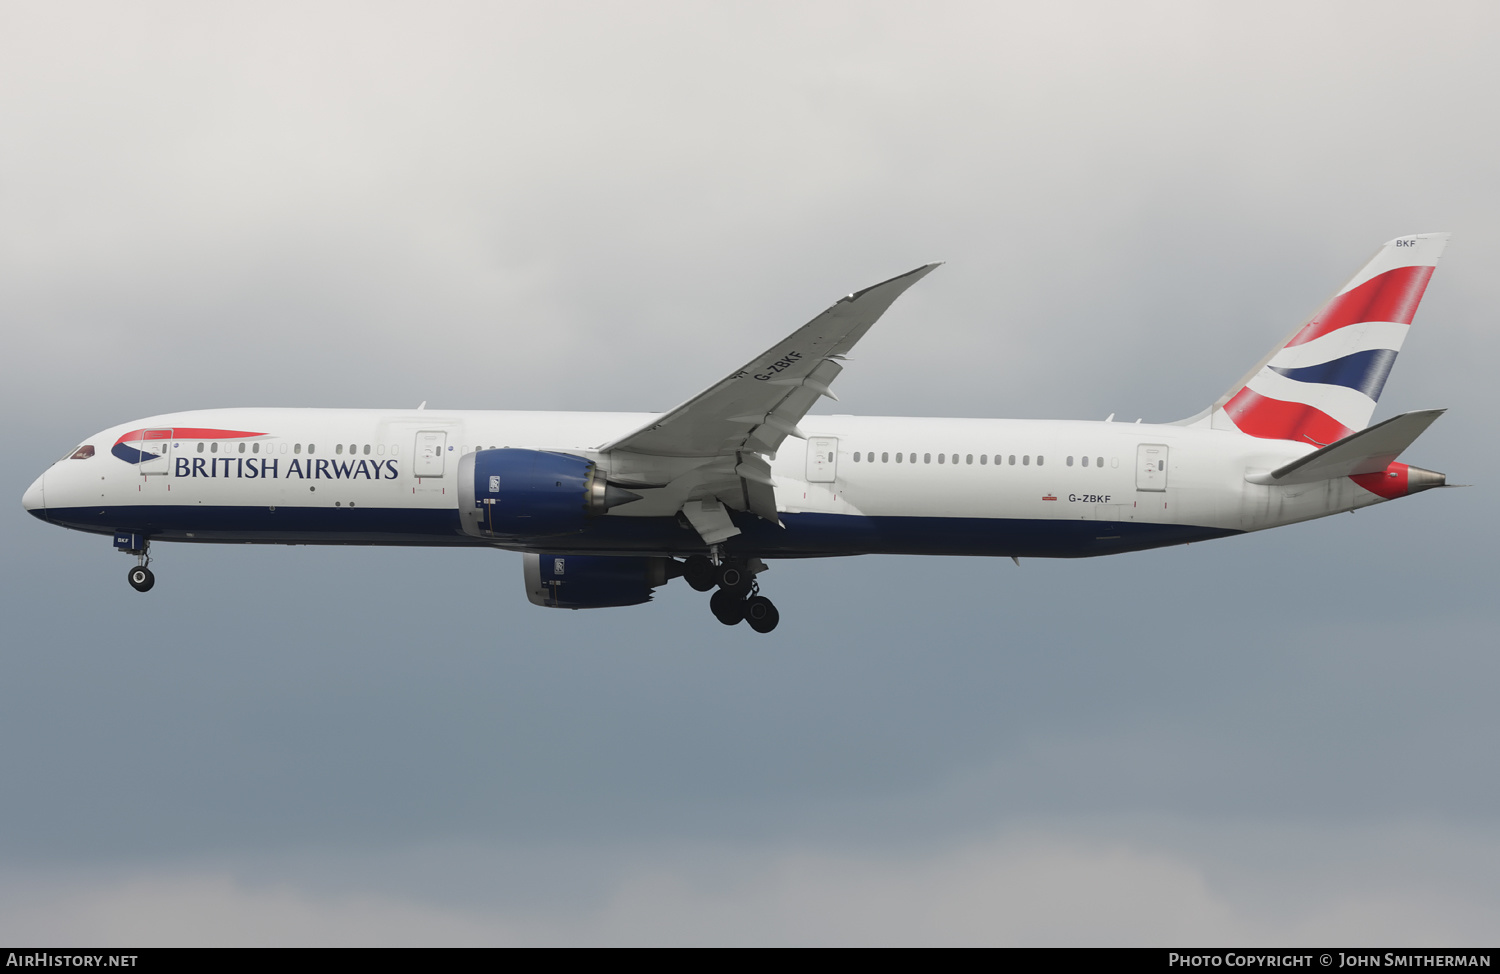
[457,449,640,541]
[523,553,673,609]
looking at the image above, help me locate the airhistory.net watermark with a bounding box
[5,956,137,968]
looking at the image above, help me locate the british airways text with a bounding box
[172,458,400,480]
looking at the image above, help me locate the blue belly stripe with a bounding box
[38,505,1241,559]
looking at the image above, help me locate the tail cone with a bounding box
[1404,465,1446,494]
[1351,461,1446,499]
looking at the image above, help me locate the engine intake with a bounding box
[458,449,640,541]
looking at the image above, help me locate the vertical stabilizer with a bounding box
[1208,233,1448,446]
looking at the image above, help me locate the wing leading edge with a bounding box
[602,263,939,458]
[599,263,939,539]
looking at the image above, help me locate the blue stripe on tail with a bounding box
[1269,348,1398,401]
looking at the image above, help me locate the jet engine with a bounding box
[523,553,676,608]
[458,449,640,541]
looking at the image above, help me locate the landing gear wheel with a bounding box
[128,566,155,593]
[743,595,779,634]
[710,588,745,626]
[716,562,752,596]
[684,555,717,592]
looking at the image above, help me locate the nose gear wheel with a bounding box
[128,566,155,592]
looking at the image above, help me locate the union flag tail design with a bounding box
[1210,233,1448,445]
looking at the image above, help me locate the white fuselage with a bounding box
[25,407,1395,560]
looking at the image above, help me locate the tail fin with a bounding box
[1207,233,1449,445]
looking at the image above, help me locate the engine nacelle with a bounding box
[458,449,640,541]
[523,553,674,609]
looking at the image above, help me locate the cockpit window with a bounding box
[68,445,95,460]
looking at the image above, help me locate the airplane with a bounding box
[22,233,1452,633]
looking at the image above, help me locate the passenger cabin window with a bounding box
[966,454,973,464]
[853,452,861,462]
[295,444,302,454]
[1081,456,1088,467]
[69,445,94,460]
[980,454,988,465]
[1008,455,1016,465]
[924,453,931,464]
[1099,457,1105,467]
[336,444,344,454]
[308,444,316,454]
[252,443,260,454]
[1023,455,1030,465]
[1067,456,1074,466]
[938,453,945,464]
[1037,456,1044,466]
[363,444,371,455]
[238,442,246,453]
[882,452,889,463]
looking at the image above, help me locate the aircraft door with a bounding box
[415,430,447,478]
[1136,444,1168,491]
[136,428,172,475]
[806,437,838,483]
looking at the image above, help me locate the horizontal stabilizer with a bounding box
[1246,409,1445,486]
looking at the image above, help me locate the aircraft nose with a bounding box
[22,471,46,520]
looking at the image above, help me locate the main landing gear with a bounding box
[684,553,779,633]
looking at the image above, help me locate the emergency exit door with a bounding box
[806,437,838,483]
[415,430,447,477]
[1136,443,1169,491]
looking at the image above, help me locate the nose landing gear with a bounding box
[119,535,154,593]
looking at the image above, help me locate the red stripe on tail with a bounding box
[1222,388,1355,444]
[1286,265,1434,347]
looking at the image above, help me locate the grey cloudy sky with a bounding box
[3,1,1498,945]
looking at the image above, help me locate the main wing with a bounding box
[599,263,938,541]
[602,263,939,458]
